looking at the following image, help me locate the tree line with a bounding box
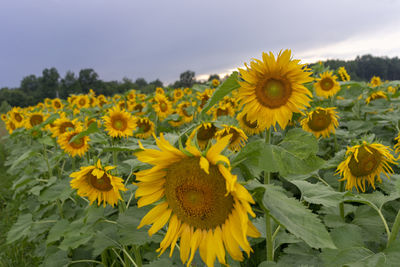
[0,68,213,108]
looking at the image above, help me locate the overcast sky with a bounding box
[1,0,400,87]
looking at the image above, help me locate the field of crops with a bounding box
[2,49,400,267]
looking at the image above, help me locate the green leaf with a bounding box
[37,135,56,147]
[291,181,344,207]
[117,207,163,246]
[42,247,70,267]
[6,213,33,244]
[69,122,100,143]
[278,242,323,267]
[46,220,70,245]
[200,72,239,115]
[261,184,336,249]
[344,191,400,211]
[39,179,73,202]
[8,149,37,173]
[321,247,374,267]
[102,146,142,153]
[58,232,93,251]
[329,224,364,249]
[279,128,318,159]
[92,223,119,257]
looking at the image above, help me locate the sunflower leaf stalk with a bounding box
[387,208,400,248]
[264,127,274,261]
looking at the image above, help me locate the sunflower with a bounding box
[52,98,64,110]
[238,50,313,130]
[132,102,146,116]
[153,94,173,121]
[134,134,260,266]
[102,106,136,138]
[173,88,184,102]
[366,91,387,104]
[9,107,25,127]
[58,127,90,157]
[70,160,127,207]
[300,107,339,138]
[5,119,17,134]
[1,114,7,121]
[314,71,341,98]
[337,67,350,82]
[127,90,136,101]
[156,87,165,95]
[135,117,155,139]
[177,102,194,123]
[44,98,53,108]
[370,76,382,87]
[387,86,396,94]
[75,95,91,109]
[211,79,220,87]
[336,141,396,192]
[189,123,218,149]
[212,103,235,120]
[197,88,214,111]
[215,125,248,151]
[237,112,265,136]
[168,113,186,128]
[25,112,48,129]
[97,94,108,107]
[51,116,80,137]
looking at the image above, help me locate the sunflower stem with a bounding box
[333,134,339,153]
[43,144,52,178]
[378,209,391,241]
[264,127,274,261]
[387,208,400,248]
[339,181,345,220]
[132,245,142,267]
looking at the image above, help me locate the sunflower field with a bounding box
[2,49,400,267]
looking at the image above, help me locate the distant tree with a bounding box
[179,70,196,88]
[40,67,60,99]
[78,69,99,93]
[208,74,220,81]
[60,71,81,98]
[135,78,148,89]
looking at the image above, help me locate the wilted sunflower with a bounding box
[52,98,64,110]
[366,91,387,104]
[215,125,248,151]
[153,94,173,121]
[300,107,339,138]
[370,76,382,87]
[135,117,155,139]
[237,112,265,136]
[134,134,260,266]
[58,127,90,157]
[102,106,136,138]
[70,160,127,207]
[336,141,396,192]
[238,49,313,130]
[189,123,218,149]
[337,67,350,82]
[314,71,341,98]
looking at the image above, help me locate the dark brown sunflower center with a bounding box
[14,113,23,122]
[257,78,292,109]
[111,115,127,131]
[68,133,85,149]
[160,101,168,112]
[165,157,234,229]
[320,78,334,91]
[348,146,381,177]
[54,101,61,108]
[30,115,43,126]
[242,114,258,128]
[87,173,113,192]
[220,128,239,144]
[9,121,16,130]
[197,125,217,141]
[119,102,126,110]
[59,122,75,134]
[307,110,331,131]
[181,104,191,117]
[216,107,229,117]
[137,120,151,133]
[200,96,209,108]
[79,99,86,106]
[134,104,143,112]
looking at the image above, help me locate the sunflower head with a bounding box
[52,98,63,110]
[58,126,90,157]
[173,88,184,102]
[153,94,173,121]
[156,87,165,95]
[5,119,17,134]
[336,141,397,192]
[387,86,396,94]
[9,107,25,127]
[51,116,80,137]
[1,114,7,121]
[212,103,235,120]
[70,160,127,207]
[25,112,48,129]
[189,123,219,149]
[75,95,91,109]
[366,91,387,104]
[135,117,155,139]
[211,79,220,87]
[238,49,313,130]
[300,107,339,138]
[134,134,260,266]
[177,102,194,123]
[370,76,382,87]
[314,71,341,98]
[237,111,265,136]
[215,125,248,151]
[337,66,350,81]
[197,88,214,111]
[102,106,136,138]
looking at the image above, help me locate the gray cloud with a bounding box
[1,0,400,87]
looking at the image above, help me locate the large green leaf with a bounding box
[291,180,344,208]
[6,213,33,243]
[321,247,374,267]
[261,184,336,249]
[279,128,318,159]
[200,72,239,115]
